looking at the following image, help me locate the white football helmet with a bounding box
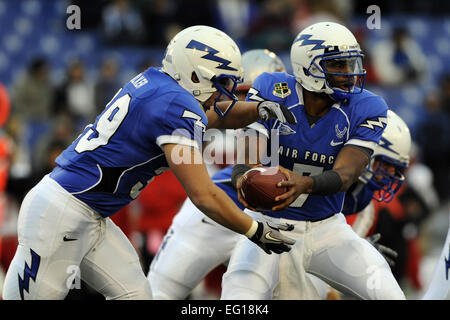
[162,25,244,117]
[361,110,412,202]
[290,22,366,101]
[237,49,286,92]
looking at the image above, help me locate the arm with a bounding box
[163,143,254,234]
[206,101,296,129]
[206,101,259,129]
[273,146,370,210]
[162,143,295,254]
[332,145,370,191]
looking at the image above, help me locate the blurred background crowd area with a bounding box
[0,0,449,300]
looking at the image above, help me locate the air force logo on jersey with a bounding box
[330,124,347,146]
[273,82,291,98]
[335,124,347,139]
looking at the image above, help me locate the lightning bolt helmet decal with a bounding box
[186,40,238,71]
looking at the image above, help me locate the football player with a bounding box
[275,109,412,299]
[221,21,405,300]
[343,109,412,265]
[344,110,411,215]
[148,49,290,300]
[2,26,296,300]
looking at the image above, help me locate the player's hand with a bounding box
[271,166,313,211]
[249,221,296,254]
[366,233,398,267]
[257,101,297,125]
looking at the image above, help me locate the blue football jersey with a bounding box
[211,166,244,211]
[342,181,379,215]
[246,72,388,221]
[50,67,208,217]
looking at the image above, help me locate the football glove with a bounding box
[257,101,297,125]
[366,233,398,267]
[249,221,296,254]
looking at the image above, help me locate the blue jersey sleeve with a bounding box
[346,95,388,151]
[144,93,208,150]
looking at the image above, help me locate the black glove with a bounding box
[366,233,398,267]
[249,221,295,254]
[257,101,297,125]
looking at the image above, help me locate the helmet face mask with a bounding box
[366,156,407,202]
[162,25,244,117]
[319,53,366,100]
[211,74,242,117]
[291,22,367,101]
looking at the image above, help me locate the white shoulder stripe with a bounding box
[345,139,378,151]
[156,135,199,149]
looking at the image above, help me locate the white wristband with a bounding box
[245,220,259,238]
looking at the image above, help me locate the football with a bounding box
[240,167,288,211]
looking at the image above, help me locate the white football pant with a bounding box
[422,210,450,300]
[148,199,329,299]
[221,210,405,300]
[2,175,152,300]
[148,198,241,299]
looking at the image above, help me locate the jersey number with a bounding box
[73,91,155,199]
[290,163,323,208]
[75,92,130,153]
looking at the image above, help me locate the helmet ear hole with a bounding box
[191,71,200,83]
[302,67,309,76]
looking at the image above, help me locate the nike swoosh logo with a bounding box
[264,231,281,242]
[63,236,78,242]
[330,140,344,146]
[201,218,214,226]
